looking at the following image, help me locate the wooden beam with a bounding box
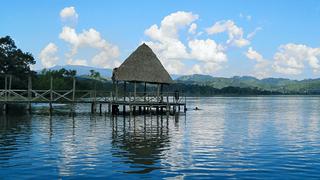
[28,76,32,113]
[72,77,76,101]
[49,76,53,115]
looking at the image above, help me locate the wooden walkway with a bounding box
[0,89,186,115]
[0,75,186,115]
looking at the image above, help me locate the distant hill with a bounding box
[37,66,320,94]
[177,74,320,94]
[177,74,214,82]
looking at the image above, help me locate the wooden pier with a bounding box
[0,75,186,115]
[0,43,188,115]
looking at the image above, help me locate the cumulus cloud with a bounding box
[206,20,250,47]
[39,6,121,69]
[272,44,320,75]
[144,11,233,75]
[188,23,197,34]
[60,6,78,24]
[59,26,120,68]
[245,47,271,78]
[189,39,226,63]
[245,44,320,77]
[39,43,59,68]
[144,11,198,60]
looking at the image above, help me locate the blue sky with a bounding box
[1,0,320,79]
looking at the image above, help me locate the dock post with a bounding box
[72,77,76,115]
[91,102,96,114]
[133,106,136,115]
[4,75,8,104]
[27,75,32,113]
[99,103,102,115]
[49,76,53,115]
[184,95,187,113]
[3,104,8,114]
[139,106,142,114]
[129,105,132,116]
[108,103,111,114]
[8,75,12,100]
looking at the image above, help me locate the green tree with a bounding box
[89,69,101,79]
[0,36,35,76]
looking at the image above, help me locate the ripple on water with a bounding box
[1,97,320,178]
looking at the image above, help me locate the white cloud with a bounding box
[246,47,263,62]
[144,11,231,75]
[189,39,226,63]
[144,11,198,60]
[245,47,271,78]
[247,27,262,40]
[59,26,120,68]
[188,23,197,34]
[245,44,320,77]
[206,20,250,47]
[272,44,320,75]
[60,6,78,23]
[39,43,59,68]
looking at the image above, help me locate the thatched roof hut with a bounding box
[112,43,173,84]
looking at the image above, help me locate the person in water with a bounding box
[194,107,200,110]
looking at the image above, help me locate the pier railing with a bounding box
[0,89,113,103]
[0,89,186,104]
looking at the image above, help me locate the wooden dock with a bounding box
[0,76,186,115]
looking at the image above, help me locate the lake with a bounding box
[1,96,320,179]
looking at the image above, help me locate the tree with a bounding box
[0,36,35,76]
[89,69,101,79]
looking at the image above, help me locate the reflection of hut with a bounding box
[111,43,185,114]
[111,115,170,174]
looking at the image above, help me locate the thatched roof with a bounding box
[112,43,173,84]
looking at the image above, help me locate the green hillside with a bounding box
[177,74,320,94]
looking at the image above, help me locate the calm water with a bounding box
[1,96,320,179]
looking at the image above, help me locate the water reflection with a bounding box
[111,114,174,174]
[0,115,32,167]
[1,97,320,178]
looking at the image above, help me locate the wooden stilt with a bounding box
[71,77,76,115]
[108,103,111,114]
[49,76,53,115]
[139,106,142,114]
[133,106,136,115]
[28,75,32,113]
[129,105,132,116]
[99,103,102,115]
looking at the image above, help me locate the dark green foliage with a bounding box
[0,36,35,76]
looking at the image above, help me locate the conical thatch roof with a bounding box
[112,43,173,84]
